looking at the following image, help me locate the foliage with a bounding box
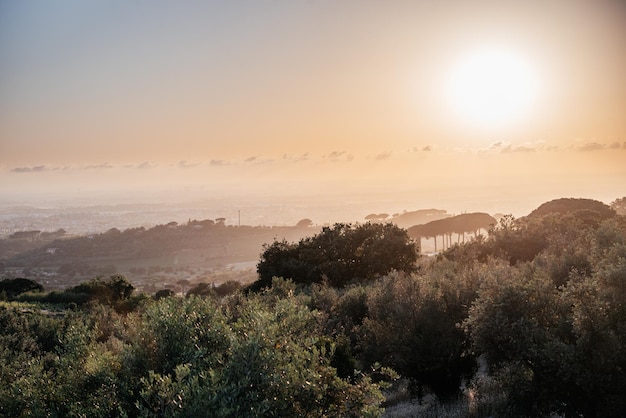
[296,218,314,227]
[611,196,626,215]
[126,296,230,377]
[185,282,215,298]
[0,277,44,299]
[4,222,316,272]
[68,274,135,304]
[527,197,616,219]
[1,279,388,417]
[357,271,475,397]
[154,288,175,300]
[256,222,418,288]
[185,280,243,298]
[463,218,626,417]
[3,199,626,417]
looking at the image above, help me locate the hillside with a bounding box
[1,221,318,290]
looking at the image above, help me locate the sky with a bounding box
[1,0,625,218]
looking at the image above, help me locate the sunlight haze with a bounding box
[1,0,624,219]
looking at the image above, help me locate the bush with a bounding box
[357,272,474,396]
[130,289,387,417]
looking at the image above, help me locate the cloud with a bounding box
[473,141,506,154]
[324,151,354,162]
[488,141,505,150]
[608,141,622,149]
[11,165,51,173]
[126,161,158,169]
[326,151,345,159]
[282,152,312,162]
[210,159,228,166]
[408,145,432,153]
[474,140,545,154]
[577,142,605,152]
[84,162,113,169]
[501,144,537,153]
[374,151,392,161]
[245,156,258,162]
[178,160,200,168]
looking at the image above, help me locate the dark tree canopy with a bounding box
[295,218,314,228]
[0,278,44,298]
[408,212,495,239]
[256,222,418,288]
[527,198,615,219]
[390,209,450,229]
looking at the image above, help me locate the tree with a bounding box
[0,278,44,299]
[611,197,626,215]
[364,214,389,222]
[186,282,215,298]
[296,218,313,228]
[358,272,474,396]
[256,223,418,288]
[408,212,496,252]
[67,274,134,307]
[527,197,615,220]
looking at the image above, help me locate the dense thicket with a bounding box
[2,200,625,417]
[1,284,388,417]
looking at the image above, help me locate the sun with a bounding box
[445,46,540,129]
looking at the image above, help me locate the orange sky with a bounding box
[1,1,625,215]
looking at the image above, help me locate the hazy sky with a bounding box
[1,0,625,215]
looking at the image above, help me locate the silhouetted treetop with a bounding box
[256,222,418,288]
[0,278,44,298]
[527,198,615,219]
[390,209,450,229]
[407,212,495,239]
[296,218,314,227]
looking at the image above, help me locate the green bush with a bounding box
[357,272,473,396]
[131,288,387,417]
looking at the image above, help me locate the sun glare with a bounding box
[445,46,540,129]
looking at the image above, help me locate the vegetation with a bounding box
[1,198,625,417]
[611,196,626,215]
[256,222,418,288]
[527,197,617,219]
[2,220,318,273]
[407,212,496,251]
[0,277,44,299]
